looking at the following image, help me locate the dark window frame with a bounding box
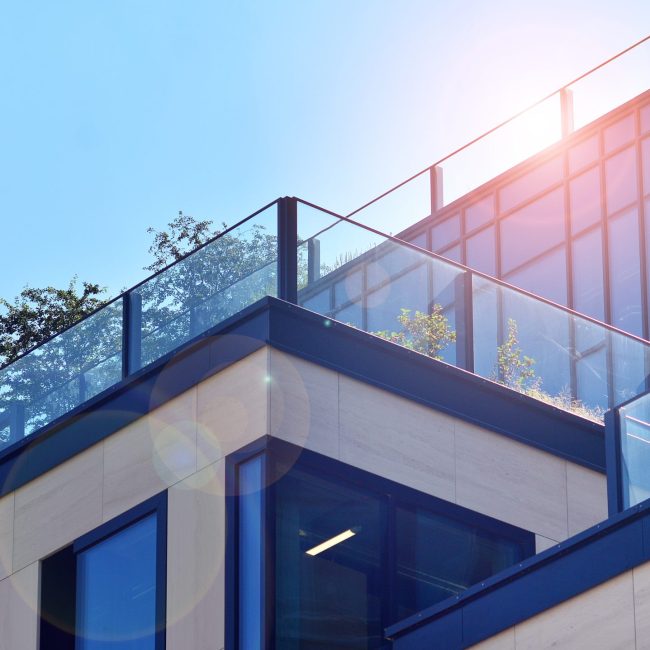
[225,436,535,650]
[40,491,168,650]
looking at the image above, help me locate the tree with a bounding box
[372,307,456,360]
[493,318,537,391]
[0,280,108,367]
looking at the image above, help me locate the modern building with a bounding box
[0,43,650,650]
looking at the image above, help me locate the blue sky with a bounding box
[0,0,649,301]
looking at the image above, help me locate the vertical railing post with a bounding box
[122,292,143,377]
[560,88,574,139]
[454,270,475,373]
[605,408,625,516]
[8,402,25,445]
[307,238,321,285]
[430,166,444,216]
[277,197,298,303]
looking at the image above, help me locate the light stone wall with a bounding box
[0,346,609,649]
[468,561,650,650]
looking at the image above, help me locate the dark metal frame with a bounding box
[225,436,535,650]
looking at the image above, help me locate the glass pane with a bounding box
[642,137,650,197]
[466,226,496,277]
[239,455,264,649]
[620,392,650,508]
[333,301,363,329]
[504,247,567,306]
[605,147,638,215]
[576,347,608,411]
[500,189,565,274]
[302,289,331,314]
[465,195,494,232]
[573,228,605,321]
[438,245,461,264]
[275,465,384,648]
[334,270,363,307]
[568,136,599,175]
[609,208,643,337]
[570,167,602,235]
[642,104,650,135]
[604,114,635,153]
[134,207,277,368]
[395,506,526,620]
[499,157,563,213]
[431,215,460,249]
[76,514,157,650]
[0,299,123,447]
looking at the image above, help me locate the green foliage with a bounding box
[494,318,537,390]
[372,307,456,360]
[0,279,108,367]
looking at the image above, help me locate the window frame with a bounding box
[40,491,168,650]
[226,436,535,650]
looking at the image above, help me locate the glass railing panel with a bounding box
[620,392,650,508]
[0,299,123,450]
[298,203,464,369]
[133,205,278,368]
[569,38,650,131]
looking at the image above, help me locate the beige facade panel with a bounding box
[566,462,608,537]
[0,493,14,581]
[103,388,198,522]
[196,346,270,470]
[13,445,103,571]
[534,534,558,553]
[469,628,516,650]
[633,561,650,649]
[0,562,39,650]
[167,461,226,650]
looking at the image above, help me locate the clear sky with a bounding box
[0,0,649,301]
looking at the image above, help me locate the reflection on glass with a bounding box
[573,228,605,321]
[466,226,496,277]
[499,157,563,213]
[620,393,650,509]
[505,247,567,306]
[605,147,638,215]
[570,167,602,235]
[77,515,157,650]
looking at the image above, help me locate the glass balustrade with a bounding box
[618,392,650,509]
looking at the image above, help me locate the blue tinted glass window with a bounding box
[431,215,460,249]
[568,136,598,174]
[465,195,494,232]
[504,247,567,306]
[76,515,157,650]
[604,115,635,154]
[466,226,496,277]
[239,455,263,649]
[642,137,650,197]
[395,506,525,620]
[499,157,563,213]
[275,466,384,648]
[609,208,643,336]
[570,167,602,235]
[573,228,605,321]
[301,288,331,313]
[500,189,565,274]
[605,147,638,215]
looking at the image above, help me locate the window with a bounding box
[228,438,534,650]
[40,493,167,650]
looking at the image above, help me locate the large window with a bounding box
[40,493,167,650]
[228,438,534,649]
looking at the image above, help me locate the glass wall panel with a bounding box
[570,167,602,235]
[302,289,331,314]
[500,189,565,274]
[505,247,567,306]
[605,146,638,215]
[620,392,650,508]
[274,465,384,649]
[335,270,363,308]
[395,506,525,621]
[609,208,643,337]
[466,226,496,277]
[77,514,157,650]
[465,195,494,232]
[576,347,608,411]
[642,137,650,196]
[334,301,364,329]
[438,245,461,263]
[431,215,460,250]
[642,104,650,135]
[573,228,605,321]
[239,455,264,649]
[408,232,427,249]
[568,136,599,174]
[604,114,635,153]
[499,157,563,213]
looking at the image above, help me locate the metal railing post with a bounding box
[605,408,624,515]
[277,197,298,303]
[430,165,444,216]
[122,292,143,377]
[454,269,475,373]
[560,88,574,138]
[307,238,321,285]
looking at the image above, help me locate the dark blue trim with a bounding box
[387,500,650,648]
[277,197,298,303]
[0,297,605,499]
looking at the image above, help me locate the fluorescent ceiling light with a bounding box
[306,529,356,556]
